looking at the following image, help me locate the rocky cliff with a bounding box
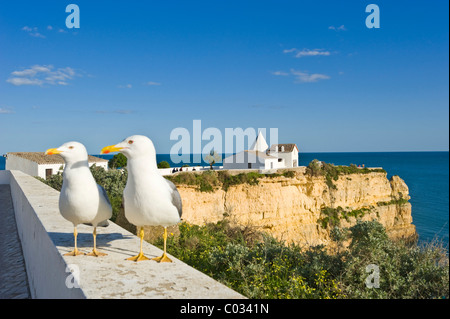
[173,168,416,246]
[116,167,417,246]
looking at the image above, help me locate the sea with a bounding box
[1,152,448,246]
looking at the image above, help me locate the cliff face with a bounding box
[176,169,417,246]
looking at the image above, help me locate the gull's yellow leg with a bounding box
[127,227,150,261]
[64,226,84,256]
[152,227,173,263]
[86,227,107,257]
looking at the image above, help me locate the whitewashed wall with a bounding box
[1,170,244,299]
[223,151,267,170]
[6,154,108,179]
[5,154,39,177]
[36,163,65,179]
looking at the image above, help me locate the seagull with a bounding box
[45,142,112,257]
[101,135,182,262]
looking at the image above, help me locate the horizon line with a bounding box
[92,150,450,156]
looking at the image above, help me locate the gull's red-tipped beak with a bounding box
[100,145,123,154]
[45,148,61,155]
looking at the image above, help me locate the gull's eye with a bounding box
[68,146,74,149]
[128,140,134,145]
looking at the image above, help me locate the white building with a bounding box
[223,131,299,170]
[268,144,299,168]
[5,152,109,180]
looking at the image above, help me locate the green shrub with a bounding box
[157,161,170,169]
[36,173,63,191]
[108,153,127,169]
[155,220,449,299]
[166,172,197,185]
[341,221,449,298]
[157,221,342,299]
[282,170,296,178]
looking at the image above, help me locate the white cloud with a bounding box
[115,109,133,114]
[145,81,161,86]
[271,69,331,83]
[118,84,132,89]
[250,104,286,110]
[271,71,289,76]
[21,26,46,38]
[290,69,331,83]
[7,77,43,86]
[284,48,331,58]
[12,65,52,77]
[282,48,297,54]
[95,109,134,114]
[29,32,45,38]
[329,25,347,31]
[22,25,70,37]
[0,107,14,114]
[7,65,79,86]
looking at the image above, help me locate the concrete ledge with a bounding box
[1,170,244,299]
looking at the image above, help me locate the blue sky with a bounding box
[0,0,448,154]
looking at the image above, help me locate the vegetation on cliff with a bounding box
[305,159,386,189]
[165,169,296,192]
[318,206,372,229]
[154,220,449,299]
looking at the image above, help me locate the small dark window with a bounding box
[248,163,252,169]
[45,169,53,179]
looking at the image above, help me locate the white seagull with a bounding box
[101,135,182,262]
[45,142,112,257]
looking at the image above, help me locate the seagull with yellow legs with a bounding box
[45,142,112,257]
[101,135,182,262]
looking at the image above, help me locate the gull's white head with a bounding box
[45,141,88,163]
[101,135,156,159]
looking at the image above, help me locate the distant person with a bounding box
[192,167,196,171]
[180,167,183,172]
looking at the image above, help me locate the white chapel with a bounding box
[223,132,299,170]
